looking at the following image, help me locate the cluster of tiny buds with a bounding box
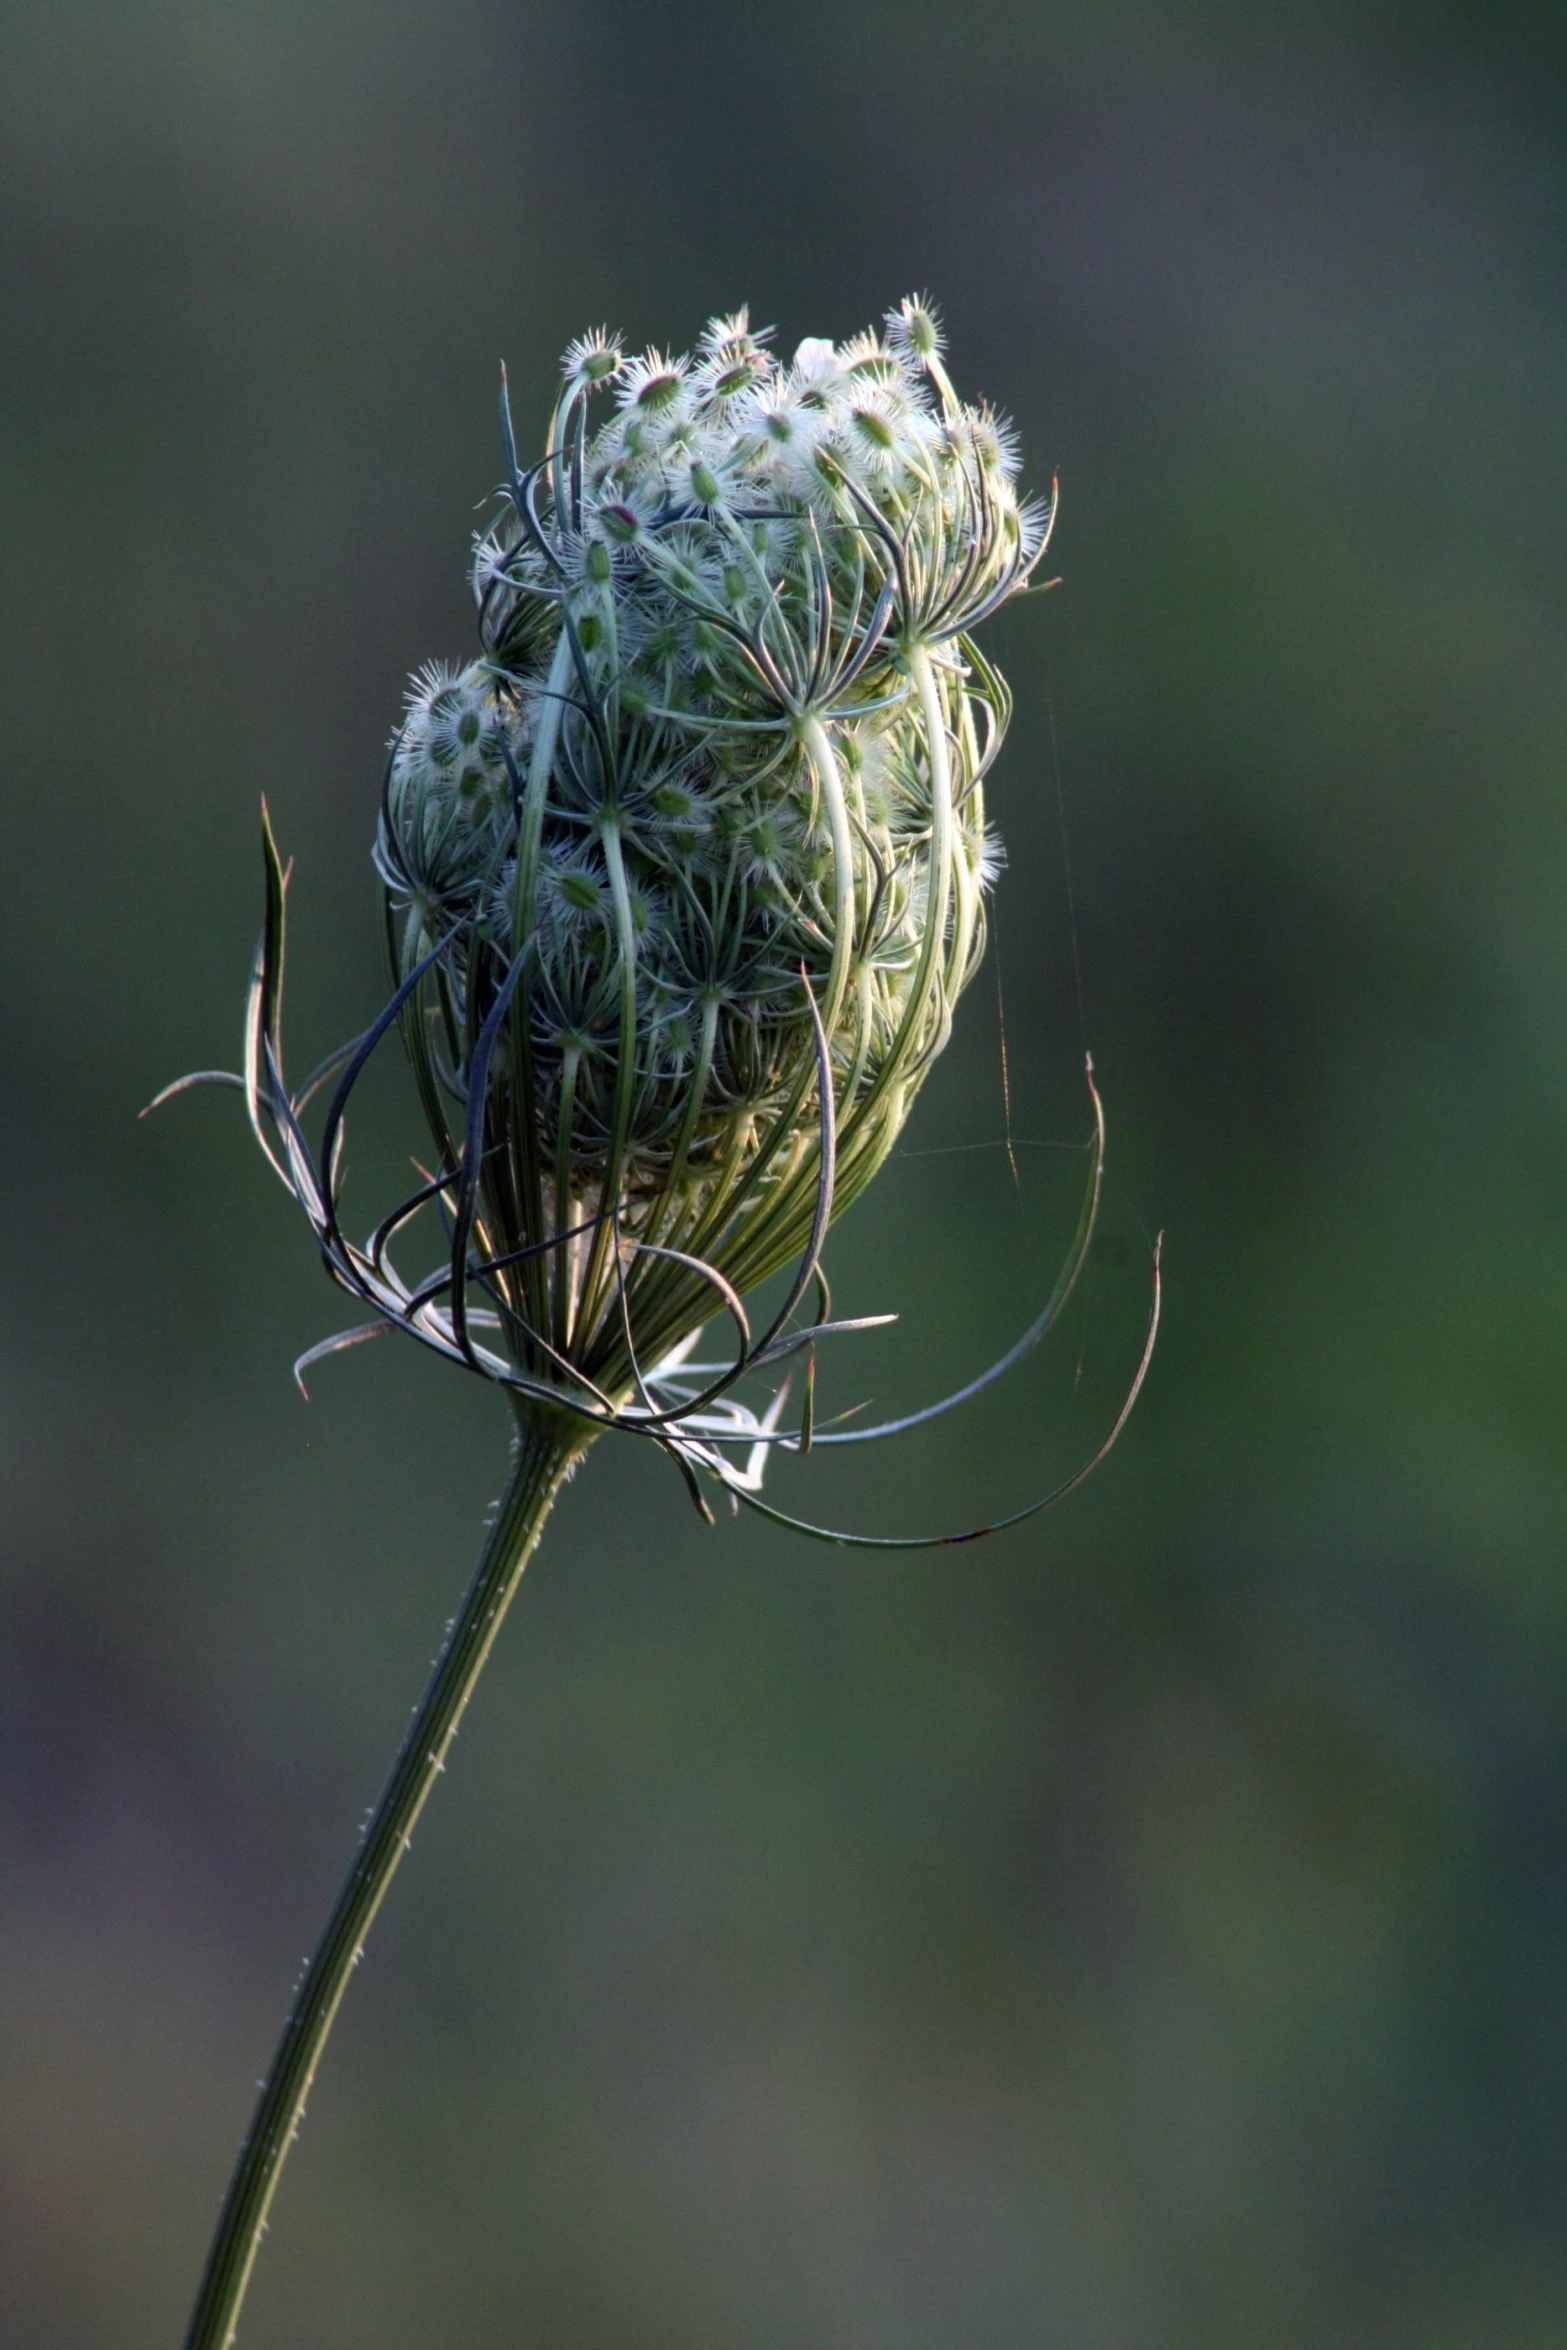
[376,295,1045,1199]
[548,299,1023,518]
[170,288,1154,1538]
[471,298,1042,655]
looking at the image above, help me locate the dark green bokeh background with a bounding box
[5,5,1567,2344]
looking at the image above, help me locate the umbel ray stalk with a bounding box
[153,297,1158,2348]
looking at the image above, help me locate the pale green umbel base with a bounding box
[182,1410,589,2350]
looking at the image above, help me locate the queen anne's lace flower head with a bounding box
[180,299,1163,1529]
[362,301,1056,1422]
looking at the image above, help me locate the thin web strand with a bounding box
[1044,658,1088,1053]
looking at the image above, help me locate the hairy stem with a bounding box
[182,1410,588,2350]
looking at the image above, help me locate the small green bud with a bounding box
[379,660,524,912]
[660,1010,694,1061]
[585,540,612,586]
[643,616,683,664]
[888,296,943,364]
[562,328,624,387]
[652,781,698,821]
[690,462,722,506]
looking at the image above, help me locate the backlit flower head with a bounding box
[170,298,1152,1542]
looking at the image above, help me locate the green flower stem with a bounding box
[182,1409,588,2350]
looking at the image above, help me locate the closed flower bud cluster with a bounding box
[373,298,1050,1382]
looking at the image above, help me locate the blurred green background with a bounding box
[4,4,1567,2344]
